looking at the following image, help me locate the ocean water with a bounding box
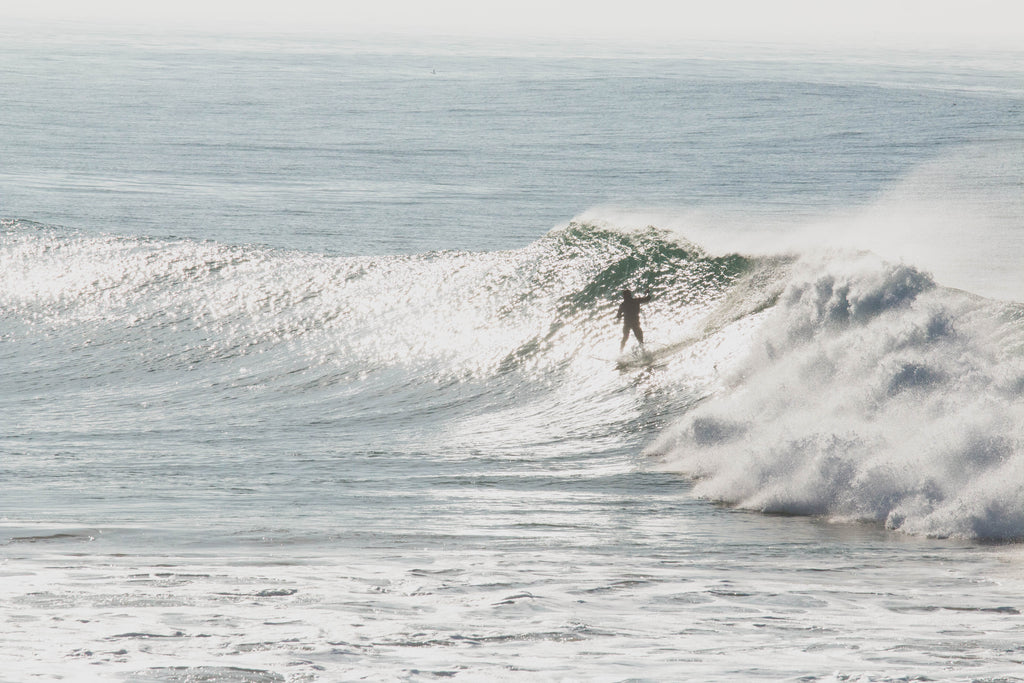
[2,28,1024,682]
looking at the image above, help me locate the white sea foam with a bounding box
[648,249,1024,539]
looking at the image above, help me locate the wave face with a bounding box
[4,218,1023,540]
[0,219,752,462]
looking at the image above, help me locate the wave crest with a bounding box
[779,255,934,337]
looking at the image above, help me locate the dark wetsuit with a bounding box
[616,292,651,351]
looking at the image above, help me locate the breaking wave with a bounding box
[3,217,1023,540]
[647,250,1024,540]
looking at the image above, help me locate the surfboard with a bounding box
[615,344,667,370]
[614,336,705,370]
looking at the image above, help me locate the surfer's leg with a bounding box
[633,323,644,345]
[620,325,630,351]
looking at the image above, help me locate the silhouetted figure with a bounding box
[616,289,651,351]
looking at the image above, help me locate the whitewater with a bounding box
[2,28,1024,682]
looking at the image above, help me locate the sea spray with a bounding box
[647,250,1024,539]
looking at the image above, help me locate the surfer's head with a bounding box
[622,289,632,299]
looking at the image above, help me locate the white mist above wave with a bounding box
[585,142,1024,302]
[647,249,1024,540]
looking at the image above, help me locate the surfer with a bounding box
[616,289,651,351]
